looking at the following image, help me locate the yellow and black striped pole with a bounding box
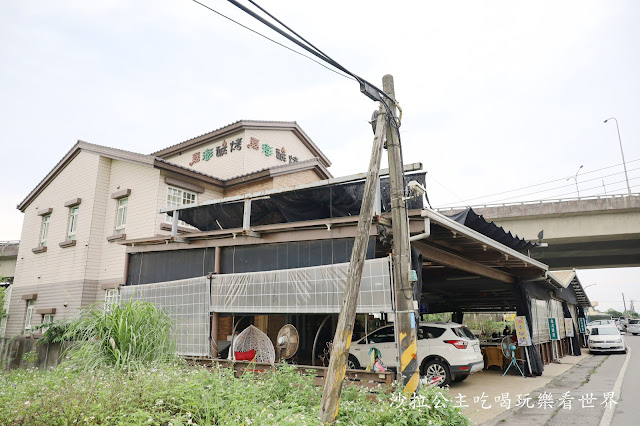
[384,74,420,396]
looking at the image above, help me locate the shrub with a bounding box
[61,300,177,371]
[0,364,470,425]
[0,286,7,322]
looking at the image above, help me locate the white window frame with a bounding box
[115,197,128,233]
[24,299,35,331]
[104,289,120,312]
[40,214,51,247]
[0,286,11,338]
[67,206,79,241]
[42,313,55,328]
[165,186,197,226]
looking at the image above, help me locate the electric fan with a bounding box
[501,335,525,377]
[276,324,300,361]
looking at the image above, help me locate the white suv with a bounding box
[627,319,640,335]
[348,321,483,386]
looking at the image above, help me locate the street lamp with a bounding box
[567,165,583,198]
[604,117,632,195]
[583,283,597,290]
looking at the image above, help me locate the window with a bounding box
[115,197,128,233]
[104,289,120,312]
[24,299,35,331]
[67,206,79,240]
[40,215,51,247]
[360,326,395,344]
[165,186,197,225]
[42,314,54,328]
[0,286,11,338]
[421,326,446,339]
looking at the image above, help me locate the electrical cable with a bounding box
[487,167,640,204]
[190,0,355,81]
[197,0,427,301]
[452,158,640,205]
[224,0,398,108]
[538,178,639,201]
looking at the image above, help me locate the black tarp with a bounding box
[525,280,581,306]
[514,280,545,376]
[171,173,426,231]
[446,208,536,251]
[562,301,582,356]
[220,237,375,274]
[411,247,423,302]
[126,237,376,285]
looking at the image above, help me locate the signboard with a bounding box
[548,318,559,340]
[514,316,532,346]
[565,318,575,337]
[504,313,516,322]
[578,317,587,334]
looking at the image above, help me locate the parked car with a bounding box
[586,319,616,334]
[627,319,640,335]
[614,319,625,332]
[619,317,629,330]
[348,322,484,386]
[588,326,626,354]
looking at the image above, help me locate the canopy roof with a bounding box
[169,171,426,231]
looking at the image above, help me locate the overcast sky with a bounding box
[1,1,638,312]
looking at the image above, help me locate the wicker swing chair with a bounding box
[232,325,276,364]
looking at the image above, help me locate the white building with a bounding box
[3,120,331,337]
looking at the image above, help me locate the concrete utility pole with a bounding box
[319,94,388,424]
[383,75,420,395]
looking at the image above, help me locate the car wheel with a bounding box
[422,359,451,387]
[633,333,638,336]
[453,375,468,383]
[347,354,361,370]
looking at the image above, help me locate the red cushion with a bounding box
[234,349,256,361]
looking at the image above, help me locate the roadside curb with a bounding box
[599,346,631,426]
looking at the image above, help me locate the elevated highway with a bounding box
[438,195,640,270]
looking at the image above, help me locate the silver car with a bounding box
[627,319,640,335]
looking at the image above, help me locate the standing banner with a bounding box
[578,317,586,334]
[514,316,532,346]
[565,318,575,337]
[515,315,533,376]
[548,318,559,340]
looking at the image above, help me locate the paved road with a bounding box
[483,336,632,426]
[612,332,639,425]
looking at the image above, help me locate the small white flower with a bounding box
[24,401,30,405]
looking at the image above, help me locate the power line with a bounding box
[486,167,640,204]
[190,0,355,81]
[451,158,640,204]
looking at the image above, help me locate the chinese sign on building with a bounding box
[187,136,299,168]
[548,318,559,340]
[578,317,586,334]
[565,318,575,337]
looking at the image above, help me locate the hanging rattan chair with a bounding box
[232,325,276,364]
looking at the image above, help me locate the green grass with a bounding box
[2,300,470,424]
[0,364,470,425]
[59,300,177,371]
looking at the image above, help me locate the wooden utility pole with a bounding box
[319,91,388,424]
[384,75,420,395]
